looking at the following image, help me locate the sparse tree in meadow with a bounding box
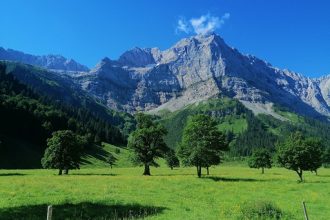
[165,149,180,170]
[248,148,272,174]
[127,113,168,175]
[177,114,228,178]
[107,153,117,169]
[277,132,323,181]
[41,130,85,175]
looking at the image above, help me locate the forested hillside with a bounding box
[159,98,330,156]
[2,61,135,136]
[1,60,330,168]
[0,62,132,168]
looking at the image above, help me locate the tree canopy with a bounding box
[41,130,85,175]
[165,149,180,170]
[106,153,117,169]
[177,114,228,177]
[277,132,323,181]
[127,113,168,175]
[248,148,272,174]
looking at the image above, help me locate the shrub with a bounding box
[240,201,282,219]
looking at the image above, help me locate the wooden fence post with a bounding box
[47,205,53,220]
[302,201,309,220]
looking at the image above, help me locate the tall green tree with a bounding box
[177,114,228,178]
[106,153,117,169]
[277,132,323,181]
[127,113,168,175]
[248,148,272,174]
[165,149,180,170]
[41,130,84,175]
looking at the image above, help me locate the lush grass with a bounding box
[81,143,135,168]
[81,143,165,169]
[218,116,247,134]
[273,107,301,123]
[0,165,329,219]
[81,143,167,169]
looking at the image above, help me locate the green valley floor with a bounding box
[0,165,329,219]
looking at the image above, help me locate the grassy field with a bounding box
[0,165,329,220]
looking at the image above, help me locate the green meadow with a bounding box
[0,164,329,219]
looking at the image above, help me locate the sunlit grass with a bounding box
[0,165,329,219]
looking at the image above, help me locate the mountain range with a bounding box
[2,33,330,167]
[0,47,89,72]
[2,33,330,121]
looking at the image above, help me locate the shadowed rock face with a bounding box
[0,47,89,72]
[75,33,330,118]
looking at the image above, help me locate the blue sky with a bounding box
[0,0,329,77]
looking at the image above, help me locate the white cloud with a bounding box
[176,18,190,34]
[176,13,230,35]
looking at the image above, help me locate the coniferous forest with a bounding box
[0,62,130,168]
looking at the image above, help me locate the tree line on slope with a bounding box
[0,63,126,168]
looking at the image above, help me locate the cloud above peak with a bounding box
[176,13,230,35]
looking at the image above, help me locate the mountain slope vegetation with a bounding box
[0,62,131,168]
[158,97,330,156]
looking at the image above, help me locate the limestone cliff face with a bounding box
[75,34,330,118]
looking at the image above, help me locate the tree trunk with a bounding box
[64,169,69,175]
[206,166,209,175]
[197,166,202,178]
[262,167,264,174]
[143,164,151,175]
[171,166,173,170]
[110,165,112,169]
[58,169,62,175]
[296,169,303,182]
[315,170,318,176]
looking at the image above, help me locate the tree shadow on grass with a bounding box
[154,173,196,177]
[71,173,117,176]
[80,145,110,165]
[205,176,263,182]
[318,174,330,177]
[0,202,167,220]
[0,173,26,176]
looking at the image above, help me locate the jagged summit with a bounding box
[118,47,161,67]
[2,35,330,119]
[76,34,330,118]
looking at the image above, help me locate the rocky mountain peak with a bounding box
[4,35,329,119]
[79,33,330,118]
[118,47,159,67]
